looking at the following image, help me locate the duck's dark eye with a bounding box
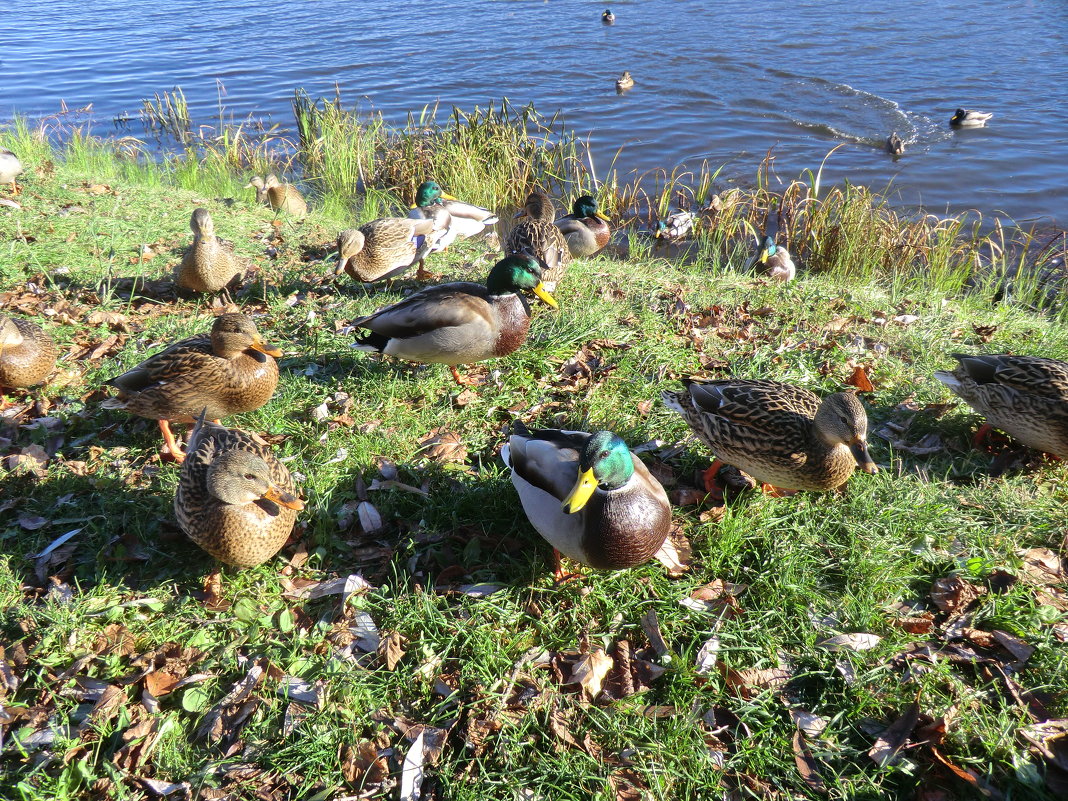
[244,473,256,481]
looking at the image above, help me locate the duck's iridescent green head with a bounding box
[563,431,634,513]
[413,180,457,208]
[572,194,610,221]
[758,235,777,262]
[486,255,558,308]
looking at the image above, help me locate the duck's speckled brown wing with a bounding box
[0,316,57,388]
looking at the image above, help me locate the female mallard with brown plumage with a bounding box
[935,354,1068,460]
[247,174,308,217]
[503,424,670,578]
[505,190,571,291]
[351,254,557,384]
[102,313,282,461]
[555,195,611,258]
[176,208,243,293]
[0,315,57,389]
[662,379,878,493]
[336,217,443,283]
[176,414,303,568]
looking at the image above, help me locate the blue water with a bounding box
[4,0,1066,224]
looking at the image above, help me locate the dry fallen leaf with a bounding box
[845,364,875,393]
[569,648,614,700]
[868,701,920,767]
[378,631,407,671]
[816,633,882,653]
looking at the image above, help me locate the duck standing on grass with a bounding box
[409,180,499,247]
[176,208,243,293]
[350,254,557,385]
[102,313,283,462]
[0,315,57,389]
[336,216,444,283]
[934,354,1068,460]
[555,194,612,258]
[506,190,571,291]
[176,412,304,568]
[0,149,23,194]
[662,379,878,496]
[503,424,670,579]
[950,108,993,128]
[246,174,308,217]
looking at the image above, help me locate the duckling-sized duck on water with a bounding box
[102,313,283,461]
[503,424,670,579]
[247,174,308,217]
[555,194,611,258]
[934,354,1068,460]
[176,208,243,293]
[0,315,57,389]
[0,149,23,194]
[336,216,443,283]
[176,413,304,568]
[950,108,993,128]
[506,190,571,291]
[662,379,878,495]
[351,254,557,385]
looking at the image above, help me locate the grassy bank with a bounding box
[1,119,1067,801]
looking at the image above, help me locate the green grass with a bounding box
[0,123,1066,801]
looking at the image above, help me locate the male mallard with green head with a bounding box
[935,354,1068,460]
[176,414,304,568]
[662,379,878,494]
[351,254,557,384]
[505,190,571,291]
[504,424,670,578]
[176,208,243,293]
[950,108,992,128]
[555,195,611,258]
[409,180,499,247]
[102,313,283,461]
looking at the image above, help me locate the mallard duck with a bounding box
[505,190,571,291]
[950,108,992,128]
[0,149,23,194]
[0,315,57,389]
[662,379,878,493]
[351,254,557,384]
[409,180,499,247]
[336,217,442,283]
[602,9,615,23]
[654,211,695,241]
[253,174,308,217]
[754,235,796,283]
[555,195,611,258]
[176,413,303,568]
[886,132,904,156]
[503,424,670,578]
[934,354,1068,459]
[102,313,282,461]
[175,208,243,293]
[616,71,634,91]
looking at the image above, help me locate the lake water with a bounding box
[4,0,1066,225]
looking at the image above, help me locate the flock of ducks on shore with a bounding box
[0,111,1043,579]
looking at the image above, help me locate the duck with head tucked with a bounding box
[351,254,557,385]
[555,194,612,258]
[176,413,304,568]
[935,354,1068,460]
[102,313,283,461]
[247,174,308,217]
[336,216,444,283]
[506,190,571,291]
[176,208,243,293]
[504,424,670,579]
[950,108,992,128]
[0,149,23,194]
[0,315,57,389]
[662,379,878,495]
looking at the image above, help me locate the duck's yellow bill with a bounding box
[409,203,418,209]
[264,486,305,511]
[595,211,611,221]
[441,192,458,201]
[849,437,879,474]
[251,337,284,358]
[533,282,558,309]
[562,467,598,513]
[758,247,771,264]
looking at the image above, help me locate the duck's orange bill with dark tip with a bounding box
[562,467,598,514]
[534,283,558,309]
[251,338,284,358]
[849,437,879,474]
[264,486,305,510]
